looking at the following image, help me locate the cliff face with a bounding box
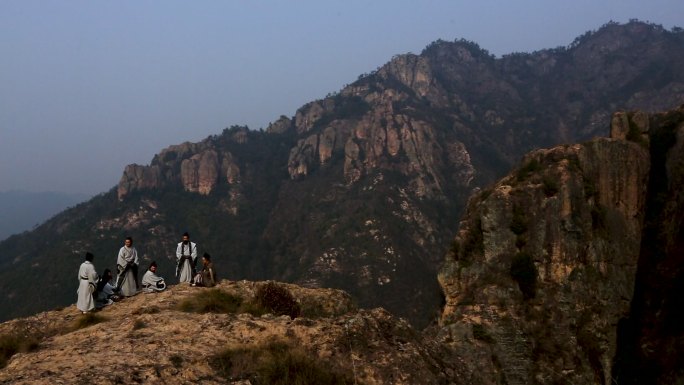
[1,21,683,329]
[612,106,684,385]
[438,106,684,384]
[118,130,245,200]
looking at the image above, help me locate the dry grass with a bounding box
[177,288,264,316]
[210,338,353,384]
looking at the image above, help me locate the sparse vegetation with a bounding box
[255,282,301,319]
[169,354,184,369]
[177,288,263,316]
[584,179,597,199]
[510,252,537,299]
[626,119,649,148]
[177,284,310,320]
[591,204,607,232]
[472,324,495,343]
[210,339,352,384]
[72,312,107,330]
[133,306,160,315]
[460,218,484,264]
[132,319,146,330]
[510,205,528,235]
[517,158,541,181]
[542,176,559,197]
[0,332,40,369]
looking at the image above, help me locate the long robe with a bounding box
[142,270,166,292]
[176,241,197,283]
[116,246,139,297]
[76,261,97,312]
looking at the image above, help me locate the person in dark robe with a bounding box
[95,268,119,308]
[192,253,217,287]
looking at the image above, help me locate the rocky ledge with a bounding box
[0,280,464,385]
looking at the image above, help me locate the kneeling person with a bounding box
[142,261,166,293]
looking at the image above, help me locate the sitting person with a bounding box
[95,268,120,308]
[141,261,167,293]
[192,253,217,287]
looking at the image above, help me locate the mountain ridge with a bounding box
[0,20,683,329]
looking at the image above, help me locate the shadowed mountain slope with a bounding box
[0,21,683,328]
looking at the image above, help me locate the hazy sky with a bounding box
[1,1,682,195]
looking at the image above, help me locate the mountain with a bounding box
[438,106,684,384]
[2,105,682,385]
[0,21,683,328]
[0,191,88,241]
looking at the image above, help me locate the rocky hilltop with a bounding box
[0,21,683,329]
[0,280,463,385]
[438,105,684,384]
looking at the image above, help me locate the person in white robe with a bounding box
[115,236,139,297]
[76,252,98,313]
[176,232,197,283]
[142,261,166,292]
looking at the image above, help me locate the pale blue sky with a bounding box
[1,1,682,194]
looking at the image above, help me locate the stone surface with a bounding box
[0,281,466,385]
[438,136,650,385]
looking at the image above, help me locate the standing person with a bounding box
[76,252,98,314]
[192,253,217,287]
[116,236,139,297]
[176,232,197,283]
[142,261,166,292]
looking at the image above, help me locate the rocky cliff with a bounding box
[1,21,683,329]
[612,106,684,385]
[438,106,684,384]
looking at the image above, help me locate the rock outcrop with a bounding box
[611,105,684,385]
[117,139,242,200]
[438,106,684,385]
[0,281,465,385]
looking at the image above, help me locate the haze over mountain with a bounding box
[2,104,683,385]
[2,2,684,195]
[0,190,88,241]
[0,21,682,331]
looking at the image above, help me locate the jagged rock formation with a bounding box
[1,21,683,329]
[0,281,465,385]
[118,137,243,200]
[438,106,684,384]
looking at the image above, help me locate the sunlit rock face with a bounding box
[0,281,467,385]
[117,141,241,200]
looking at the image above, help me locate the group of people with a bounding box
[76,232,217,314]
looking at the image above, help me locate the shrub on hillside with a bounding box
[210,339,352,384]
[72,312,107,331]
[0,332,39,369]
[510,252,537,299]
[255,282,301,319]
[178,289,264,316]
